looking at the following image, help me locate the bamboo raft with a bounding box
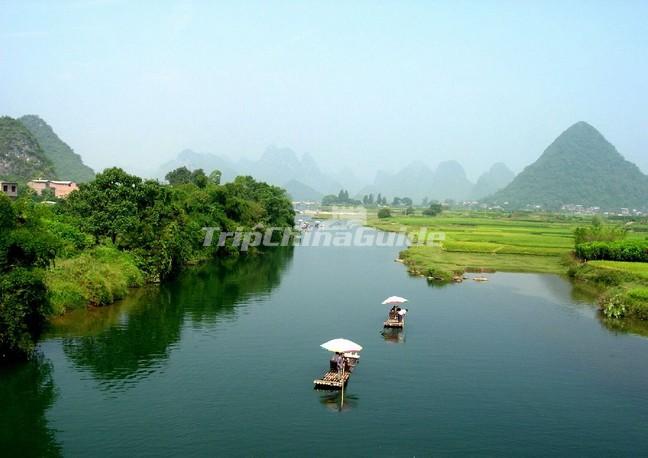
[383,317,404,329]
[313,371,350,390]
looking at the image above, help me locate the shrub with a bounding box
[377,208,391,218]
[600,291,627,319]
[600,287,648,320]
[575,240,648,262]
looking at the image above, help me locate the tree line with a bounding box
[324,190,445,215]
[0,167,294,363]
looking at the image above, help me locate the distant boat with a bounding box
[382,296,408,328]
[473,276,488,282]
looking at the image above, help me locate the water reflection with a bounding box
[381,328,405,344]
[564,278,648,339]
[60,286,184,390]
[54,248,294,391]
[319,391,359,412]
[600,316,648,338]
[0,356,61,457]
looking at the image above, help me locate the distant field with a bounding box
[588,260,648,280]
[368,212,578,275]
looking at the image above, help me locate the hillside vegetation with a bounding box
[0,116,55,181]
[490,122,648,210]
[19,115,95,183]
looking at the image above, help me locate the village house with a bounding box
[27,179,79,198]
[0,181,18,199]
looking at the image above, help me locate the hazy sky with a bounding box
[1,0,647,182]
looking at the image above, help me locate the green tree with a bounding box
[62,168,193,281]
[574,217,626,246]
[0,195,57,362]
[165,166,192,185]
[321,194,337,206]
[377,208,391,218]
[209,169,222,185]
[191,169,208,188]
[0,268,50,362]
[423,203,443,216]
[63,168,142,244]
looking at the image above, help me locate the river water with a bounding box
[2,229,648,456]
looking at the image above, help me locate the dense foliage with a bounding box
[0,196,57,362]
[165,166,217,187]
[574,217,626,245]
[322,189,361,206]
[61,168,194,281]
[391,197,413,207]
[0,167,294,362]
[361,193,389,206]
[18,115,95,183]
[575,240,648,262]
[377,208,391,218]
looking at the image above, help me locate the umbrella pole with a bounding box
[340,365,345,410]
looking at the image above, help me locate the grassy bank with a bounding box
[569,260,648,319]
[45,245,144,315]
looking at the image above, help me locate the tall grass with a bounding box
[46,245,144,314]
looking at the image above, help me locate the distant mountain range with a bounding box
[356,160,514,203]
[11,116,630,209]
[158,146,344,200]
[472,163,516,199]
[159,149,239,183]
[0,115,94,183]
[283,179,323,201]
[4,113,644,210]
[159,145,517,202]
[489,122,648,210]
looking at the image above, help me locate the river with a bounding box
[2,228,648,456]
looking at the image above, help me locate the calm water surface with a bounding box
[2,230,648,456]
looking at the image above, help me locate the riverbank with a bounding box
[569,260,648,319]
[368,210,648,320]
[0,169,296,363]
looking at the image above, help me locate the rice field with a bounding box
[369,211,580,275]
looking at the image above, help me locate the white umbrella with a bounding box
[382,296,408,305]
[320,338,363,353]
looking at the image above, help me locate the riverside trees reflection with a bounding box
[55,247,294,390]
[0,356,61,457]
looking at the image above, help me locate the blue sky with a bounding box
[1,0,646,181]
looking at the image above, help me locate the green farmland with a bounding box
[368,211,580,277]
